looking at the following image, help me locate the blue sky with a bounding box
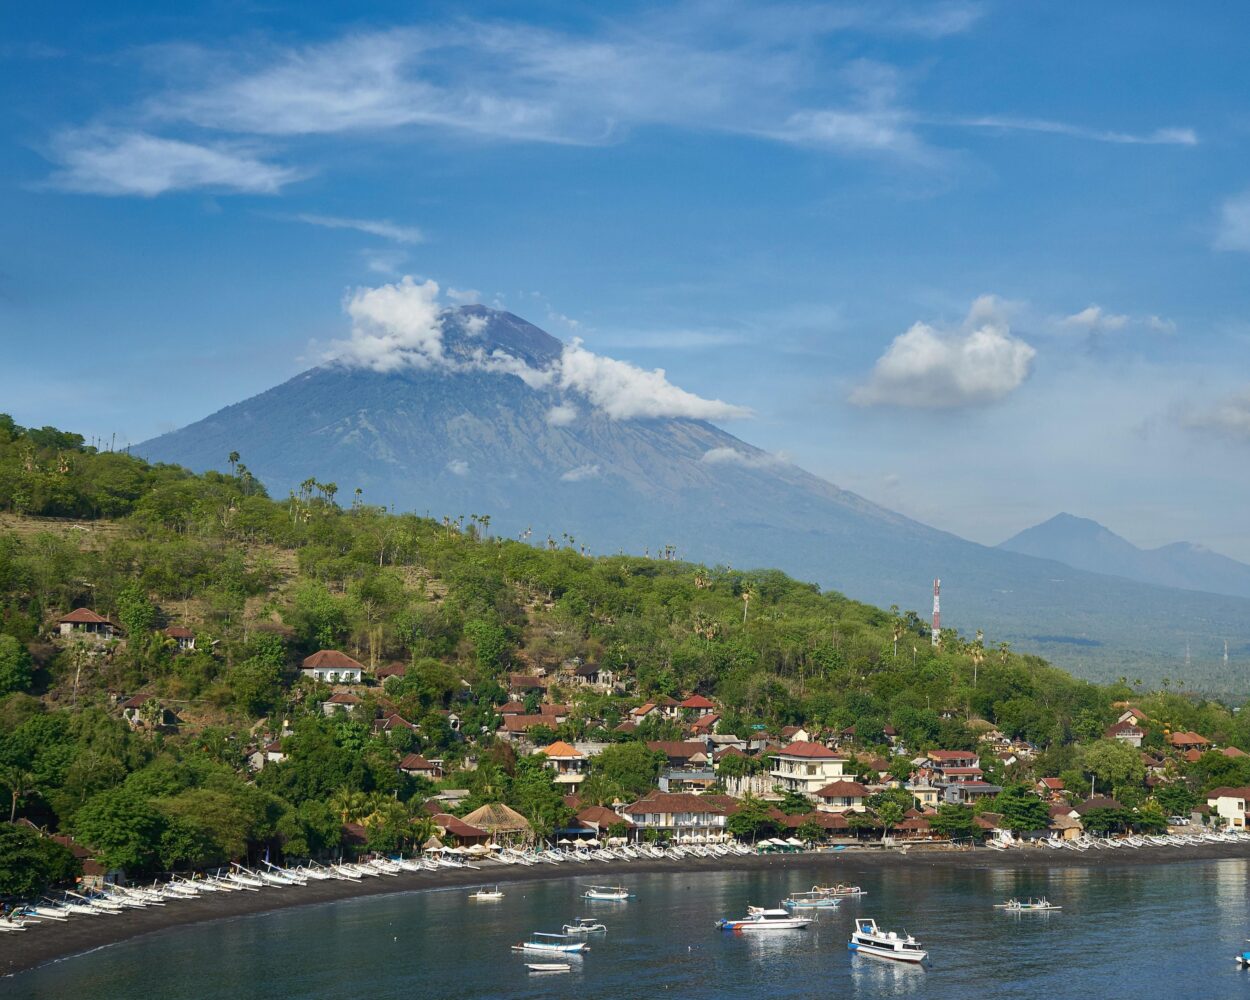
[3,1,1249,558]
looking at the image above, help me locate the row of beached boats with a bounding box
[1033,830,1250,852]
[495,841,756,866]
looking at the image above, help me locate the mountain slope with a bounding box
[138,307,1250,685]
[1000,513,1250,600]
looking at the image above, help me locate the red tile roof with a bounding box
[58,608,113,625]
[646,741,708,760]
[164,626,194,639]
[498,701,528,714]
[324,692,362,705]
[509,674,543,689]
[375,662,406,678]
[815,780,869,798]
[1039,777,1065,790]
[576,805,633,829]
[622,792,728,816]
[399,753,439,771]
[773,740,842,760]
[1169,730,1210,748]
[680,695,716,709]
[502,714,553,732]
[431,812,490,840]
[303,649,364,670]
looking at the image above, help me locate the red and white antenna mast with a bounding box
[931,578,941,648]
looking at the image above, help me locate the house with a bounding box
[539,703,571,725]
[630,702,659,724]
[944,781,1002,805]
[1105,720,1145,747]
[659,766,716,793]
[57,608,120,640]
[779,725,811,742]
[935,766,985,786]
[571,662,614,689]
[621,792,730,837]
[814,779,870,813]
[508,674,544,696]
[302,649,364,684]
[1050,813,1083,840]
[1169,731,1211,751]
[925,749,980,770]
[906,783,940,809]
[1116,705,1150,727]
[430,812,491,846]
[321,692,362,716]
[769,741,849,799]
[498,701,528,716]
[499,714,556,741]
[646,741,710,769]
[119,694,178,730]
[537,741,587,786]
[575,805,633,837]
[882,724,899,747]
[613,720,638,735]
[247,738,286,772]
[163,626,196,651]
[894,809,936,841]
[1206,787,1250,828]
[373,712,419,737]
[1223,746,1250,759]
[689,713,720,736]
[1074,795,1124,816]
[375,662,406,682]
[656,696,683,721]
[1037,777,1066,800]
[399,754,444,779]
[680,694,716,718]
[839,725,857,745]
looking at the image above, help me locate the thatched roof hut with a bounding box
[461,802,533,843]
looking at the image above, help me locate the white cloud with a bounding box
[446,458,469,476]
[45,129,298,196]
[946,115,1197,146]
[851,295,1036,408]
[447,287,482,305]
[546,403,579,427]
[557,338,751,421]
[1063,305,1129,332]
[294,213,422,243]
[330,275,446,371]
[1215,189,1250,251]
[1182,388,1250,443]
[323,276,750,421]
[1146,315,1177,334]
[360,248,408,276]
[700,447,785,468]
[560,463,601,482]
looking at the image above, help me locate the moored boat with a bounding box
[563,917,607,934]
[848,918,927,963]
[511,932,588,954]
[582,885,632,901]
[716,905,812,932]
[994,897,1061,912]
[470,886,505,900]
[783,890,841,909]
[812,883,865,898]
[526,962,572,973]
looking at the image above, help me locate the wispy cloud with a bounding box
[1215,189,1250,251]
[1063,304,1129,332]
[700,446,787,468]
[851,294,1036,408]
[944,115,1198,146]
[293,213,423,243]
[44,129,299,196]
[1181,387,1250,443]
[560,463,601,482]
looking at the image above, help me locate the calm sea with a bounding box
[8,859,1250,999]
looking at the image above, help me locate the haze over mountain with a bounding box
[138,299,1250,686]
[1000,513,1250,601]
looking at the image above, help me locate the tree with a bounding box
[0,635,33,696]
[1154,783,1196,817]
[726,794,777,842]
[796,817,824,844]
[993,785,1051,833]
[0,824,79,897]
[73,788,166,873]
[589,743,666,800]
[1,765,35,823]
[1082,740,1145,793]
[876,800,905,838]
[929,804,976,840]
[778,790,812,815]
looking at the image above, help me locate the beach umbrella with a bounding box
[423,836,444,851]
[558,838,573,845]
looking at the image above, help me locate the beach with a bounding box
[6,840,1249,980]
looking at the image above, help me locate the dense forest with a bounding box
[3,415,1249,892]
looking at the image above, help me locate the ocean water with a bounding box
[8,859,1250,999]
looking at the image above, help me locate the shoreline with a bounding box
[5,841,1248,979]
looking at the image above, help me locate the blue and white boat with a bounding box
[512,932,588,954]
[716,905,811,931]
[848,918,927,963]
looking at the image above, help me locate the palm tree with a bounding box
[330,787,370,824]
[227,451,240,475]
[2,766,35,823]
[741,588,754,625]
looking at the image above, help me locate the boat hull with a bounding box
[849,941,927,963]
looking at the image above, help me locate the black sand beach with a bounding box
[5,841,1248,979]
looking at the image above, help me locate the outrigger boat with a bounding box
[563,917,607,934]
[812,883,865,898]
[582,885,632,901]
[511,932,588,954]
[994,897,1060,912]
[783,890,841,909]
[526,963,572,973]
[716,905,812,932]
[1236,940,1250,967]
[470,886,505,900]
[848,918,927,963]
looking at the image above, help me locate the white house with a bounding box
[302,649,364,684]
[769,741,848,799]
[536,741,587,786]
[814,779,870,813]
[1207,787,1250,828]
[621,792,730,838]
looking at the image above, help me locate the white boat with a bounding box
[583,885,631,901]
[994,897,1061,912]
[563,917,607,934]
[812,883,865,898]
[716,906,812,932]
[848,918,927,963]
[511,932,588,954]
[470,886,505,900]
[526,962,572,973]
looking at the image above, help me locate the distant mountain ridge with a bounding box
[999,513,1250,601]
[137,306,1250,686]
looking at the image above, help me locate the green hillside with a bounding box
[3,414,1249,889]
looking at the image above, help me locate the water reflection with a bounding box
[849,953,928,996]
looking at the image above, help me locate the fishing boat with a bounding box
[526,962,572,973]
[470,886,505,900]
[715,905,812,932]
[563,917,607,934]
[848,918,927,963]
[582,885,632,901]
[812,883,865,898]
[511,932,588,954]
[783,890,841,909]
[994,897,1061,912]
